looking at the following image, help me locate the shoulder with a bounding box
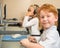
[46,28,59,39]
[33,17,39,21]
[45,26,59,38]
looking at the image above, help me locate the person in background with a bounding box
[22,4,40,42]
[20,3,60,48]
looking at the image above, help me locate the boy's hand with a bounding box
[28,36,37,43]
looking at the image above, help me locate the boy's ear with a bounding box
[55,15,58,21]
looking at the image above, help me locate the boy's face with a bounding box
[39,10,58,29]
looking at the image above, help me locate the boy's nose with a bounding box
[43,16,48,21]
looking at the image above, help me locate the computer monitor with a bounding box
[0,4,2,24]
[3,4,6,19]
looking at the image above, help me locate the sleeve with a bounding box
[39,30,59,48]
[22,16,38,27]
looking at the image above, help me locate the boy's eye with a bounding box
[47,15,50,17]
[40,16,44,18]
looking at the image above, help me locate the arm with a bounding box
[28,36,37,43]
[20,38,44,48]
[22,11,38,27]
[22,16,38,27]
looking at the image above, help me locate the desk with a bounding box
[0,30,28,35]
[1,42,22,48]
[1,35,27,48]
[0,20,28,48]
[0,26,28,35]
[0,19,28,35]
[2,35,27,42]
[0,25,28,35]
[3,19,20,30]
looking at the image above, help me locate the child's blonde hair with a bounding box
[29,4,39,17]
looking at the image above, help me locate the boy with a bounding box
[20,3,59,48]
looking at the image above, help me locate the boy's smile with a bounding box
[39,10,58,29]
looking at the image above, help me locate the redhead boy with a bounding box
[20,3,59,48]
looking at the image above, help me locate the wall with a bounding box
[31,0,60,8]
[1,0,60,21]
[2,0,31,21]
